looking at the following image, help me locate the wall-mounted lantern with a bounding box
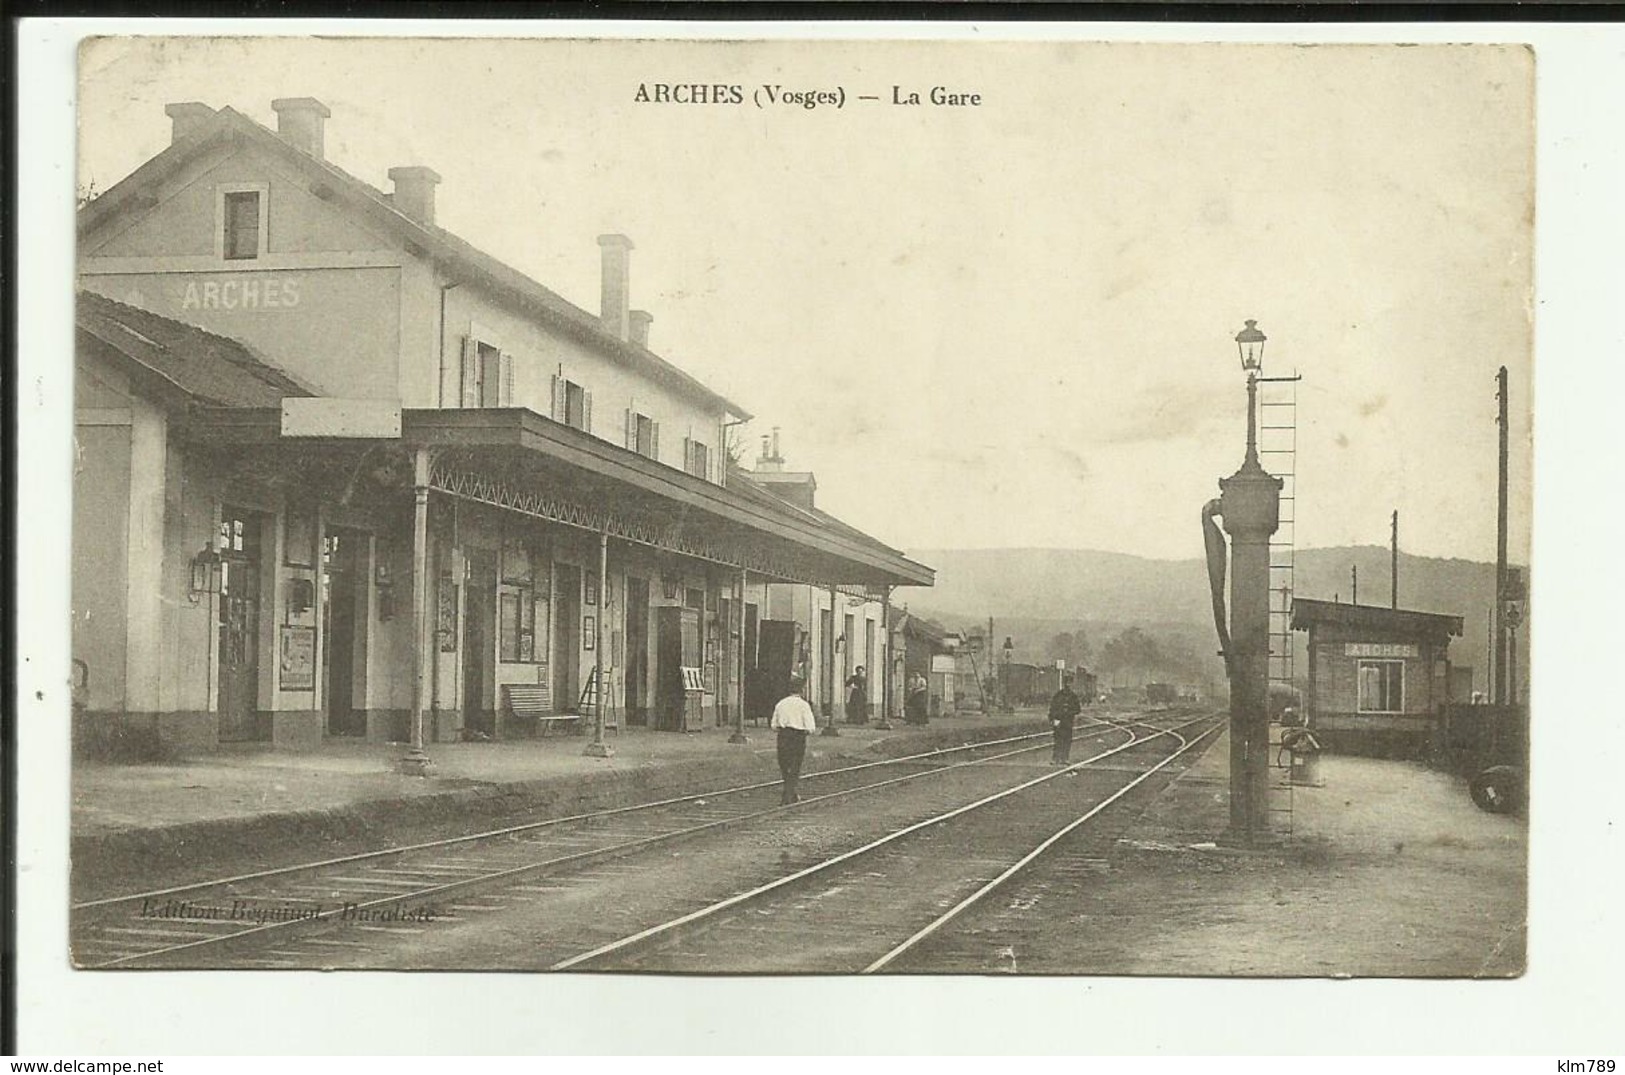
[190,544,224,603]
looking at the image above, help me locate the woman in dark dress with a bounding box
[845,666,869,725]
[905,673,929,725]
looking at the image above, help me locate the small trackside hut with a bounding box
[1290,597,1465,759]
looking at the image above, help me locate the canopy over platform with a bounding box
[179,406,934,593]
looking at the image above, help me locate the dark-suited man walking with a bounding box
[1048,676,1082,765]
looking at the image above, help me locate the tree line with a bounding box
[1044,626,1213,689]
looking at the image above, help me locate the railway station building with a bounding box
[1289,597,1465,758]
[73,97,932,755]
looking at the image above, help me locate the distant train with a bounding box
[1003,665,1098,707]
[1144,682,1178,706]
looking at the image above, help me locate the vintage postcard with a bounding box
[63,32,1533,992]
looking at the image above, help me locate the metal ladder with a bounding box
[1259,374,1299,834]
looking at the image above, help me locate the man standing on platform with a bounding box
[771,675,818,804]
[1048,675,1082,765]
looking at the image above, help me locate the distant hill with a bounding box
[903,546,1514,693]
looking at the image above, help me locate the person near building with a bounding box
[846,665,869,725]
[1048,675,1083,765]
[770,675,818,805]
[905,672,930,725]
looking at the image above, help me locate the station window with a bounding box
[477,341,503,407]
[552,375,591,432]
[1356,660,1404,714]
[459,337,510,409]
[625,411,659,460]
[222,190,262,260]
[566,382,586,429]
[684,438,711,481]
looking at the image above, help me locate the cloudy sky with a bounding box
[79,35,1534,563]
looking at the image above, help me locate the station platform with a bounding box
[1068,729,1528,977]
[70,705,1057,899]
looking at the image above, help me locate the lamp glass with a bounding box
[191,546,222,596]
[1235,319,1267,373]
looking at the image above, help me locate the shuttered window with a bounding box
[566,382,587,430]
[683,438,712,481]
[460,338,512,408]
[460,339,480,408]
[550,374,591,432]
[624,410,658,459]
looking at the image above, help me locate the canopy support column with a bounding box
[875,585,895,730]
[822,583,841,736]
[729,569,749,744]
[397,447,435,776]
[585,528,614,758]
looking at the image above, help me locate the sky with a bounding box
[78,35,1535,563]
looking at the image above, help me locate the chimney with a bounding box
[388,166,441,226]
[750,429,817,509]
[597,233,634,341]
[756,427,786,473]
[629,309,653,349]
[270,97,331,159]
[164,102,215,145]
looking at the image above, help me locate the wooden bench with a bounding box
[502,684,580,737]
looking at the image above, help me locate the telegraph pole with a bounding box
[1495,366,1509,706]
[1391,510,1399,610]
[987,615,995,708]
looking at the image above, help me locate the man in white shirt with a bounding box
[770,675,818,804]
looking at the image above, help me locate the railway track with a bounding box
[73,711,1173,968]
[552,714,1222,974]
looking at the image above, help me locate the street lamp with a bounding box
[1236,319,1267,373]
[1235,319,1268,471]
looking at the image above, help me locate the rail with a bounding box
[550,713,1217,971]
[74,715,1147,968]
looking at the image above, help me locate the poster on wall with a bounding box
[585,570,599,607]
[438,574,458,652]
[583,615,596,651]
[284,574,316,628]
[280,625,315,690]
[284,508,315,567]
